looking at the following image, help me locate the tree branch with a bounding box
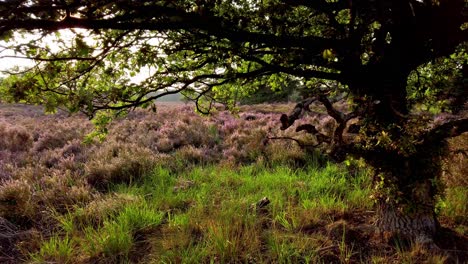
[0,55,97,61]
[316,94,356,145]
[422,117,468,145]
[280,98,316,130]
[243,55,343,81]
[1,5,343,52]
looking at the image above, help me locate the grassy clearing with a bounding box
[28,163,374,263]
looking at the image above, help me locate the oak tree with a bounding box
[1,0,466,245]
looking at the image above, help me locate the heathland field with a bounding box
[0,103,466,263]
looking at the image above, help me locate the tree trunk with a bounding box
[345,59,444,246]
[365,145,444,247]
[371,157,443,247]
[376,201,439,247]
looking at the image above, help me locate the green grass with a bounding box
[30,234,75,263]
[30,162,374,263]
[437,186,468,229]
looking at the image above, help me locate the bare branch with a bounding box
[316,94,357,145]
[280,98,316,130]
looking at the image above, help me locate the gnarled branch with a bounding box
[317,94,357,145]
[280,97,316,130]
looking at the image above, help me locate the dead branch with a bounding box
[316,94,356,145]
[280,94,357,146]
[280,97,316,130]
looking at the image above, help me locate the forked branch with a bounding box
[280,94,356,145]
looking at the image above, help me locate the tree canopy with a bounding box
[0,0,465,114]
[0,0,467,243]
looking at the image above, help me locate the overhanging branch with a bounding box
[1,5,343,51]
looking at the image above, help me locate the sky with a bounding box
[0,31,64,77]
[0,46,35,77]
[0,30,151,83]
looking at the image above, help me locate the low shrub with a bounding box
[174,145,211,167]
[265,141,307,167]
[36,171,93,213]
[0,179,35,224]
[0,122,33,152]
[85,141,156,189]
[438,186,467,225]
[38,140,87,172]
[443,133,468,187]
[107,107,218,153]
[32,119,90,152]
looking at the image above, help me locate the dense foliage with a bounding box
[0,1,464,114]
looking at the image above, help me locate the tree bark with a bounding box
[376,202,438,245]
[375,172,441,243]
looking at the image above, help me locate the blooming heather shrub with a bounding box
[4,167,93,216]
[8,165,51,186]
[85,141,156,189]
[150,153,177,171]
[223,128,270,163]
[61,139,86,160]
[109,119,146,144]
[125,119,160,144]
[38,149,62,169]
[0,122,33,152]
[217,114,241,136]
[0,179,34,223]
[218,112,281,164]
[0,163,11,180]
[318,116,337,137]
[38,139,87,171]
[222,147,244,164]
[156,138,175,153]
[239,103,293,114]
[0,151,29,180]
[107,107,217,153]
[34,134,67,152]
[33,119,90,152]
[159,117,216,149]
[36,171,93,212]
